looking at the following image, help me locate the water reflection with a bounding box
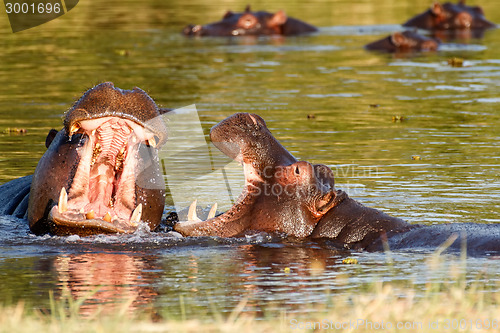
[152,241,352,316]
[53,252,160,315]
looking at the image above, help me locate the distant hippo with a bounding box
[183,5,317,37]
[403,1,495,31]
[0,83,167,236]
[365,30,440,53]
[174,113,500,255]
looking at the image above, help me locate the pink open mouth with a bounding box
[48,116,159,234]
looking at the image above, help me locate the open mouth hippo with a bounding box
[174,113,500,255]
[0,82,167,236]
[173,113,411,247]
[183,5,317,37]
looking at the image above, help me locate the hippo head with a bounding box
[28,82,167,236]
[183,5,295,37]
[403,0,496,31]
[365,31,440,53]
[174,113,344,238]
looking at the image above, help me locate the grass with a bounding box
[1,253,500,333]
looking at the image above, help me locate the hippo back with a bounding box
[0,175,32,219]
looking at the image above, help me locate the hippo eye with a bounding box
[294,166,300,175]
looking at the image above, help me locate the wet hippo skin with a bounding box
[365,30,440,53]
[403,0,495,30]
[174,113,500,255]
[0,82,167,236]
[183,5,317,37]
[402,0,496,40]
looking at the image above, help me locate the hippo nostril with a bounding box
[295,166,300,175]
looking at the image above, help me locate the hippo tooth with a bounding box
[130,203,142,226]
[103,212,112,223]
[69,122,80,136]
[58,187,68,214]
[86,210,95,219]
[147,139,157,148]
[207,203,218,219]
[187,200,201,222]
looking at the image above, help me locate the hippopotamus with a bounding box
[183,5,317,37]
[174,113,500,255]
[0,82,167,236]
[365,31,440,53]
[402,0,495,39]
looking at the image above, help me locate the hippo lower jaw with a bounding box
[174,161,262,237]
[47,116,157,235]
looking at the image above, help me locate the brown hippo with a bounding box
[402,0,495,39]
[365,31,440,53]
[183,5,317,37]
[173,113,411,248]
[0,82,167,236]
[174,113,500,255]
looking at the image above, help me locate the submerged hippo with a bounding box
[365,31,440,53]
[183,5,317,37]
[402,0,495,36]
[174,113,500,255]
[0,82,167,236]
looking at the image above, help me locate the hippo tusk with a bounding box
[130,203,142,226]
[187,200,201,222]
[69,122,80,137]
[58,187,68,214]
[207,203,218,219]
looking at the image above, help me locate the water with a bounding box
[1,0,500,318]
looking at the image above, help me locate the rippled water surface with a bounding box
[0,0,499,318]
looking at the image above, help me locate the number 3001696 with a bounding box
[5,2,61,14]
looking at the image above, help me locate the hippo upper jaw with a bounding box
[43,117,159,235]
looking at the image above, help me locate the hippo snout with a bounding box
[183,24,203,36]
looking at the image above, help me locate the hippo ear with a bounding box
[314,190,344,216]
[390,32,408,47]
[245,5,251,12]
[223,10,234,19]
[269,10,288,27]
[45,129,59,148]
[431,2,444,16]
